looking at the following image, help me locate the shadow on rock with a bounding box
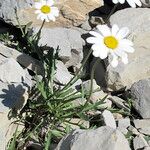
[0,84,26,110]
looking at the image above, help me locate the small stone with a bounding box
[55,60,82,88]
[131,79,150,119]
[100,99,112,109]
[128,126,140,136]
[113,113,123,120]
[108,96,130,112]
[0,58,25,83]
[139,128,150,136]
[118,118,130,129]
[134,120,150,135]
[134,119,150,129]
[102,110,116,129]
[117,127,128,135]
[82,79,107,102]
[55,61,73,85]
[133,135,149,150]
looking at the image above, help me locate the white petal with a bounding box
[119,0,125,4]
[119,39,133,46]
[97,25,111,36]
[111,24,119,36]
[134,0,142,6]
[34,2,42,9]
[51,7,59,17]
[45,16,50,22]
[47,0,54,6]
[41,0,46,5]
[48,14,56,21]
[35,10,41,14]
[89,31,103,39]
[120,45,135,53]
[121,52,128,64]
[112,0,119,4]
[116,27,129,39]
[37,13,43,20]
[99,46,109,59]
[86,37,101,44]
[92,44,108,59]
[114,47,124,57]
[110,54,118,67]
[92,49,101,57]
[126,0,136,7]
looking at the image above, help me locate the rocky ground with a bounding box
[0,0,150,150]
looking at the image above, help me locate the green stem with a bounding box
[105,4,119,23]
[15,8,25,37]
[88,58,101,101]
[87,58,100,102]
[55,49,93,96]
[34,19,45,42]
[80,58,101,110]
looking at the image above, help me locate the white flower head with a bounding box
[86,24,135,67]
[112,0,142,8]
[34,0,59,22]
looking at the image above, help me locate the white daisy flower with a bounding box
[86,24,135,67]
[34,0,59,22]
[112,0,142,8]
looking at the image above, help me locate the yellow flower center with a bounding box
[41,5,51,14]
[104,36,118,49]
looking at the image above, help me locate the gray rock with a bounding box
[106,32,150,91]
[35,27,83,68]
[0,81,30,149]
[81,16,92,31]
[82,79,112,108]
[133,135,149,150]
[108,96,130,112]
[131,79,150,118]
[117,118,130,134]
[55,126,131,150]
[55,61,73,85]
[0,56,32,149]
[0,82,28,113]
[0,0,33,25]
[128,125,140,136]
[0,44,44,75]
[106,8,150,90]
[102,110,116,129]
[110,8,150,34]
[55,60,81,88]
[0,58,25,83]
[118,118,130,129]
[134,119,150,129]
[139,128,150,136]
[134,119,150,135]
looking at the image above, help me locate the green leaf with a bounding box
[7,125,18,150]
